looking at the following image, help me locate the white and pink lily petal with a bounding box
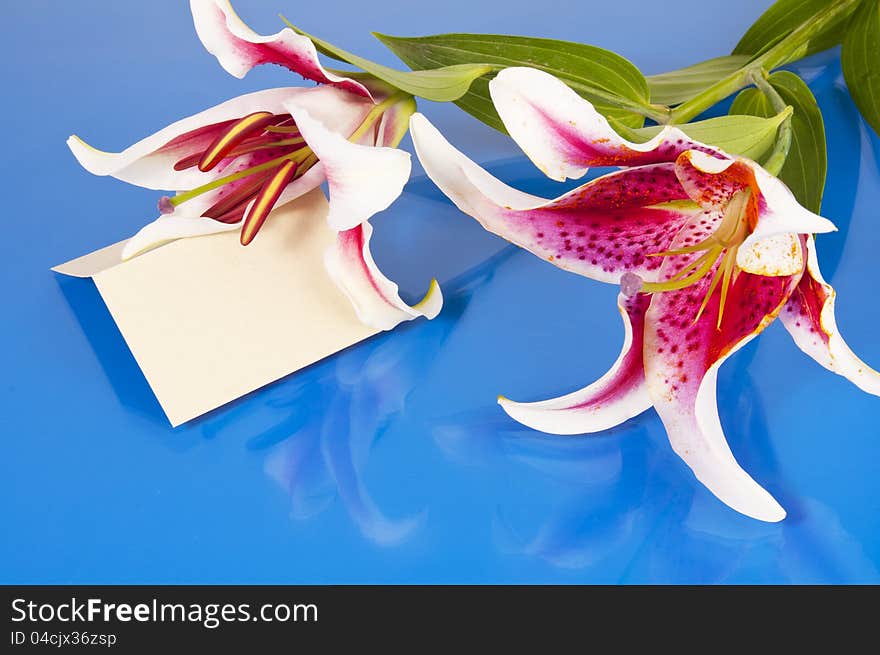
[289,98,414,232]
[412,112,721,285]
[488,66,723,182]
[190,0,374,100]
[411,66,838,287]
[639,211,805,522]
[497,211,804,522]
[780,236,880,395]
[672,150,835,273]
[68,87,300,191]
[498,292,653,435]
[485,67,836,246]
[325,222,443,331]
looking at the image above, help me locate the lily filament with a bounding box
[622,189,753,328]
[159,94,405,245]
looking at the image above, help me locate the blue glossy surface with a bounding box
[2,1,879,583]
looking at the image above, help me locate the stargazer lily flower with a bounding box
[410,66,880,522]
[67,0,441,331]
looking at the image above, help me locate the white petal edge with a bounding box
[498,293,652,434]
[283,85,375,141]
[410,113,554,220]
[121,165,326,260]
[688,352,787,522]
[190,0,372,98]
[324,222,443,331]
[646,343,786,522]
[488,66,695,181]
[780,235,880,395]
[67,87,303,190]
[289,104,412,232]
[121,215,242,260]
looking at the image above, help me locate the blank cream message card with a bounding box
[53,189,378,426]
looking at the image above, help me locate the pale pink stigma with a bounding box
[620,272,644,298]
[158,196,175,215]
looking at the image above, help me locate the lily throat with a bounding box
[157,94,404,246]
[621,189,755,327]
[157,110,315,245]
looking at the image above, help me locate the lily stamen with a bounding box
[264,124,300,134]
[641,246,724,294]
[241,160,298,245]
[202,173,269,220]
[172,135,306,171]
[158,148,311,213]
[623,189,753,327]
[198,111,281,172]
[157,93,411,243]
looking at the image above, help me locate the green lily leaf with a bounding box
[611,109,792,162]
[733,0,860,60]
[647,55,751,105]
[280,17,492,102]
[374,32,657,132]
[730,71,826,212]
[842,0,880,136]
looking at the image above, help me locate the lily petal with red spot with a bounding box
[780,236,880,395]
[642,213,802,522]
[324,222,443,331]
[411,112,710,284]
[499,292,652,434]
[488,67,721,181]
[190,0,371,99]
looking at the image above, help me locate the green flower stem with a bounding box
[749,69,792,176]
[668,0,861,124]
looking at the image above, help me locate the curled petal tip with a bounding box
[496,292,652,436]
[766,505,787,523]
[414,279,443,319]
[781,235,880,397]
[680,432,789,523]
[737,494,786,523]
[795,211,837,235]
[190,0,370,97]
[325,223,442,331]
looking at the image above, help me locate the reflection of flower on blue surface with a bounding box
[213,248,514,546]
[430,344,879,582]
[260,369,427,547]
